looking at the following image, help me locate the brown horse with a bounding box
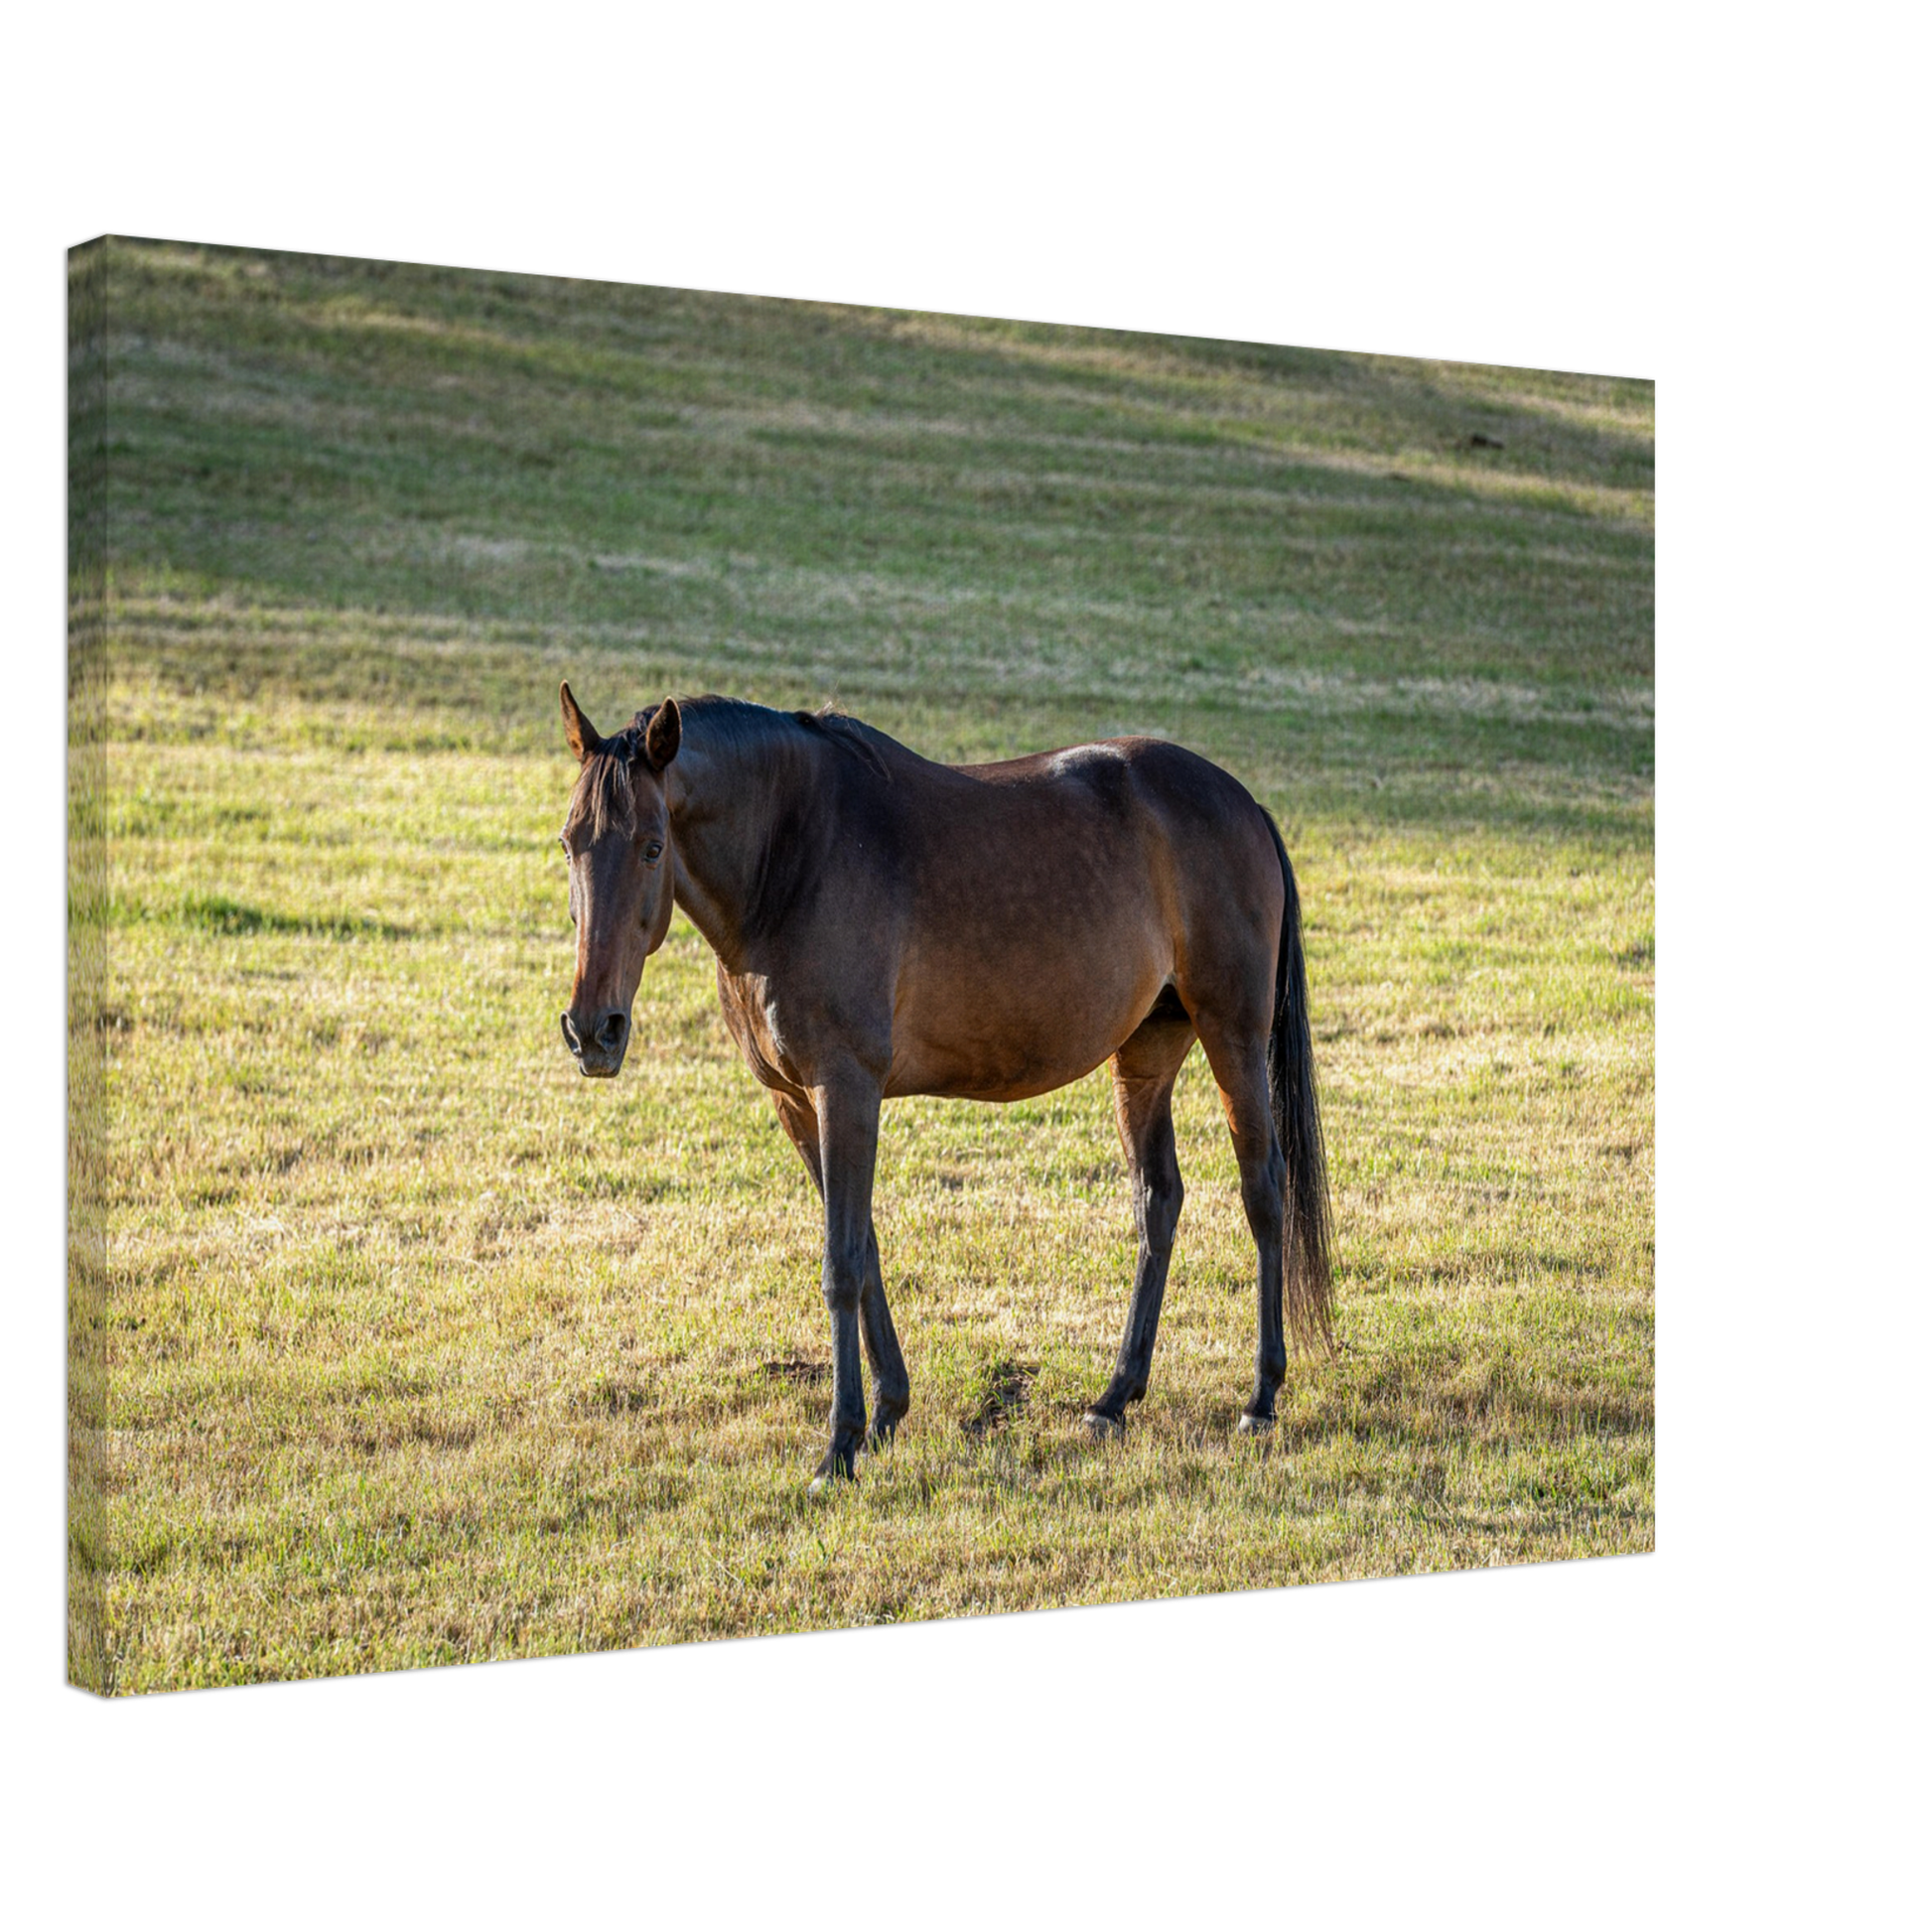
[556,687,1332,1485]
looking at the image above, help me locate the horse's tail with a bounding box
[1263,811,1335,1353]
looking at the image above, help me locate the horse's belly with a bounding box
[883,943,1169,1102]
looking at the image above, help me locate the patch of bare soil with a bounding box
[761,1358,831,1387]
[962,1361,1038,1437]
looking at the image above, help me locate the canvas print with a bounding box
[68,238,1654,1694]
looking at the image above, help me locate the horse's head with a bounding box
[557,682,682,1078]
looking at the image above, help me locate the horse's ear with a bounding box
[641,698,681,771]
[560,681,602,763]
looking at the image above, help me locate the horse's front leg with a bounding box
[768,1086,908,1452]
[809,1063,884,1490]
[857,1225,909,1449]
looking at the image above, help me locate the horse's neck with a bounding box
[666,722,811,971]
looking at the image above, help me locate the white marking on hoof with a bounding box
[1083,1411,1126,1441]
[1236,1413,1275,1437]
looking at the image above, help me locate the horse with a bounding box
[555,685,1332,1486]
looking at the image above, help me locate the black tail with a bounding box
[1263,812,1334,1353]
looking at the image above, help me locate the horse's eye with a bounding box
[643,840,664,864]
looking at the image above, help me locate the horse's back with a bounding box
[934,734,1279,929]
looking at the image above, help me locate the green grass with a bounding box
[69,237,1652,1693]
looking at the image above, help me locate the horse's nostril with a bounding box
[596,1011,627,1051]
[560,1013,582,1054]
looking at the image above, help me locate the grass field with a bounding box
[69,238,1653,1694]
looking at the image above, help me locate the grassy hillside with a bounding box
[69,237,1652,1692]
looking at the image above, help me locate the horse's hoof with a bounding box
[809,1446,858,1492]
[1236,1412,1275,1438]
[1083,1410,1126,1441]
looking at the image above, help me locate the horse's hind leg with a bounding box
[769,1088,909,1454]
[1084,1004,1195,1437]
[1190,1018,1288,1433]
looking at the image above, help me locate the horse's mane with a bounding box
[570,696,889,839]
[789,704,892,782]
[664,695,891,783]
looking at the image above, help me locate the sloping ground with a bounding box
[69,239,1651,1691]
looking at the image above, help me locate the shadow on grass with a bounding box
[71,887,415,942]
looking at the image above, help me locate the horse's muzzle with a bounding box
[560,1007,628,1077]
